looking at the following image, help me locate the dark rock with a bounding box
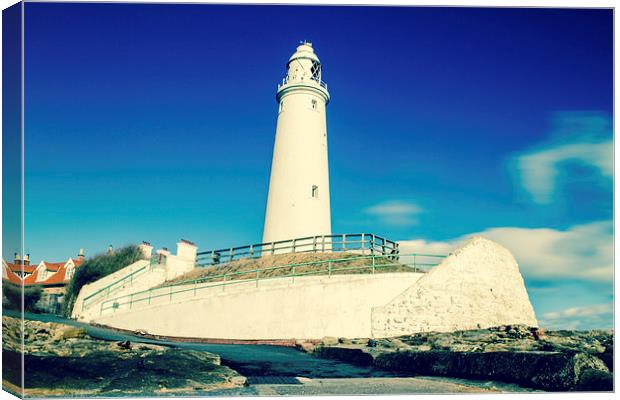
[575,369,613,391]
[374,350,609,391]
[313,346,375,367]
[367,339,377,348]
[117,340,132,350]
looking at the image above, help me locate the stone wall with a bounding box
[371,236,538,337]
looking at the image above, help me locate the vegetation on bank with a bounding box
[2,282,42,312]
[164,252,414,287]
[62,245,143,317]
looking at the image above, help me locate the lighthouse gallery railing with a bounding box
[196,233,398,267]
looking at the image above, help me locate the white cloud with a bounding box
[398,220,612,282]
[513,112,612,204]
[539,303,613,330]
[364,200,422,226]
[517,140,612,203]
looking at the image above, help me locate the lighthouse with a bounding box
[262,42,332,245]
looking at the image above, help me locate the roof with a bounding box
[2,264,23,285]
[22,270,41,285]
[42,262,66,272]
[40,267,70,286]
[2,257,80,287]
[6,262,36,274]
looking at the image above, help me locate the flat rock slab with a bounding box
[2,316,246,397]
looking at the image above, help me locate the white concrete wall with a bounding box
[93,272,423,340]
[371,236,538,337]
[71,259,150,319]
[262,43,331,245]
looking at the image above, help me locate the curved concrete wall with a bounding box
[93,272,423,340]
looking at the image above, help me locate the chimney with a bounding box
[23,254,30,267]
[77,248,85,261]
[107,245,114,255]
[139,241,153,259]
[177,239,197,262]
[14,253,21,264]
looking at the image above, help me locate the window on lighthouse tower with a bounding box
[310,61,321,82]
[311,185,319,198]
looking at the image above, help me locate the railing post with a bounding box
[292,266,295,284]
[313,236,317,253]
[194,280,197,296]
[292,239,296,253]
[100,302,103,316]
[271,242,275,255]
[371,234,376,255]
[211,250,215,265]
[129,294,133,310]
[321,235,325,252]
[342,234,346,252]
[148,290,152,305]
[169,286,173,302]
[249,244,254,258]
[361,233,365,255]
[328,261,331,277]
[372,255,376,274]
[230,247,234,262]
[413,254,417,272]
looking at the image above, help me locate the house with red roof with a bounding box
[2,249,85,314]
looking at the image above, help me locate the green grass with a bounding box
[62,245,143,317]
[165,252,414,287]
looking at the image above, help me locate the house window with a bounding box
[311,185,319,198]
[311,99,317,110]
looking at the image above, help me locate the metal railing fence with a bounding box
[80,255,167,311]
[196,233,398,267]
[98,251,446,317]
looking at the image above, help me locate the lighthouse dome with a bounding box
[288,42,320,65]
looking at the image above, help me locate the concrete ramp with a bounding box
[371,236,538,337]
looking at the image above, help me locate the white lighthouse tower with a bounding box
[262,42,331,244]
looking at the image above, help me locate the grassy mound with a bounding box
[62,245,143,317]
[165,252,415,287]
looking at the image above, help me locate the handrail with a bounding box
[197,233,399,267]
[278,75,328,90]
[98,252,446,316]
[81,256,165,311]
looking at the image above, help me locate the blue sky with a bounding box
[19,4,612,329]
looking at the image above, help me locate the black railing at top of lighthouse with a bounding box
[278,75,328,91]
[196,233,399,267]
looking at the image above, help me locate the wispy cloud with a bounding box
[513,112,612,204]
[364,200,422,226]
[539,303,613,330]
[399,220,613,282]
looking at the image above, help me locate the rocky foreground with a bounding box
[300,325,613,392]
[2,317,246,397]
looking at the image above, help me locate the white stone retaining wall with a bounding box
[371,236,538,337]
